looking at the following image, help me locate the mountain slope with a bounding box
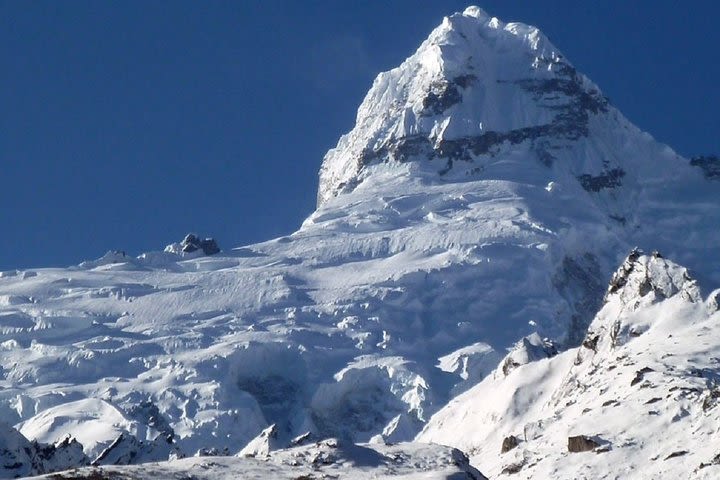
[0,5,718,477]
[28,440,486,480]
[418,252,720,479]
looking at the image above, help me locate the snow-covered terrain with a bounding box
[28,440,485,479]
[1,5,718,478]
[419,252,720,479]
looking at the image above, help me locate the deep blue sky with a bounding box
[2,1,718,270]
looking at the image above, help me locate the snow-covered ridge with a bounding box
[28,439,486,480]
[419,252,720,478]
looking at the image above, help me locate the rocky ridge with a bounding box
[418,251,720,478]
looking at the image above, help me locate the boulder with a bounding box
[164,233,221,256]
[501,435,519,453]
[567,435,600,453]
[180,234,220,255]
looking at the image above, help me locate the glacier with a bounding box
[1,5,719,478]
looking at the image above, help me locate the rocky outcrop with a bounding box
[604,249,700,306]
[577,168,626,192]
[500,333,557,376]
[128,400,175,440]
[575,250,701,363]
[567,435,600,453]
[690,155,720,180]
[238,424,282,457]
[165,233,220,256]
[0,423,90,478]
[316,6,617,206]
[91,432,177,466]
[501,435,519,453]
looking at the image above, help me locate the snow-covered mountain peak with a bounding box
[1,7,719,478]
[316,6,602,206]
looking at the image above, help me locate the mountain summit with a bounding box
[0,6,718,478]
[320,6,619,207]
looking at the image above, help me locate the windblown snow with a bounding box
[1,5,718,479]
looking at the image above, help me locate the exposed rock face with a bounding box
[128,401,175,440]
[238,424,282,457]
[574,250,701,364]
[0,423,90,478]
[501,435,519,453]
[707,289,720,314]
[577,168,626,192]
[92,432,177,466]
[603,249,700,309]
[165,233,220,256]
[418,252,719,477]
[501,333,557,376]
[567,435,600,453]
[317,7,616,207]
[180,234,220,255]
[690,155,720,180]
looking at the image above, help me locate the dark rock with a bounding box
[577,168,626,192]
[196,446,230,457]
[450,448,488,480]
[690,155,720,180]
[582,335,600,352]
[664,450,689,460]
[501,334,557,376]
[638,277,654,297]
[128,400,174,439]
[91,434,139,466]
[699,453,720,469]
[453,74,477,88]
[500,435,519,454]
[502,358,521,376]
[702,387,720,411]
[606,248,642,298]
[501,462,524,474]
[180,234,220,256]
[421,81,463,116]
[567,435,601,453]
[630,367,654,386]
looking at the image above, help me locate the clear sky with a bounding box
[2,1,718,270]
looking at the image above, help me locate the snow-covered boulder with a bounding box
[499,332,557,376]
[165,234,220,256]
[237,424,282,457]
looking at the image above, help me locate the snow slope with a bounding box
[0,5,718,477]
[28,440,485,480]
[419,252,720,479]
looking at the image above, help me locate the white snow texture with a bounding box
[2,6,719,479]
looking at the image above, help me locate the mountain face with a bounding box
[418,252,720,479]
[1,6,719,478]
